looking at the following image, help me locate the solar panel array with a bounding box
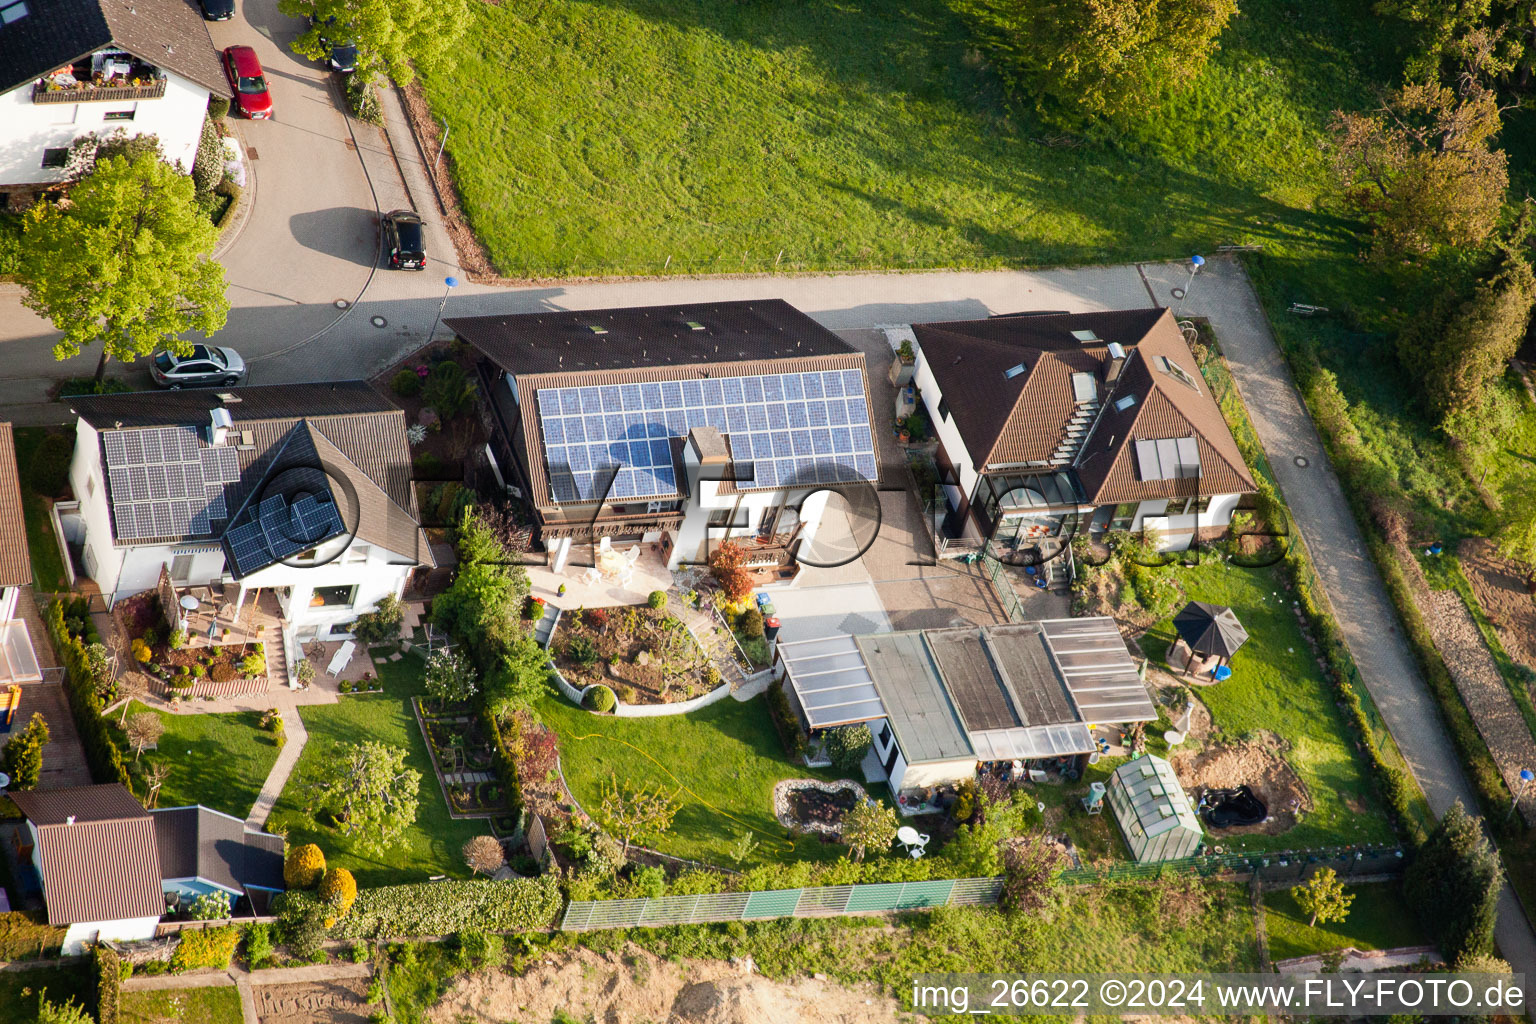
[224,492,345,576]
[535,369,877,503]
[103,427,242,541]
[1134,436,1201,482]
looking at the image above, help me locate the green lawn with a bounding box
[267,658,486,886]
[119,703,282,820]
[418,0,1403,279]
[1139,558,1397,852]
[537,689,841,867]
[11,428,70,594]
[0,966,91,1022]
[1263,881,1427,961]
[121,985,245,1023]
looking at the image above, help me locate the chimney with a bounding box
[65,815,75,825]
[1104,342,1126,385]
[208,407,233,446]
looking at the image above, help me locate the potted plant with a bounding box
[888,338,917,386]
[558,583,567,597]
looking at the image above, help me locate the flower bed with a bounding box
[551,603,715,705]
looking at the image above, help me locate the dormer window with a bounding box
[1071,372,1097,404]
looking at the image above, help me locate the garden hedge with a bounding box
[45,601,133,793]
[94,944,120,1024]
[170,926,240,972]
[327,876,561,939]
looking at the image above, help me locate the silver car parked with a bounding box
[149,345,247,388]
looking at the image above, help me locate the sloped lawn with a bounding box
[267,659,485,887]
[1263,881,1427,961]
[538,689,841,867]
[118,703,281,821]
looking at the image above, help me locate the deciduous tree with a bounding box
[1000,831,1065,913]
[278,0,471,85]
[143,760,172,809]
[424,647,478,706]
[319,741,421,855]
[463,834,506,876]
[952,0,1238,120]
[595,773,680,858]
[125,711,164,763]
[709,540,754,603]
[840,800,897,862]
[0,713,48,790]
[1292,866,1355,927]
[17,150,228,381]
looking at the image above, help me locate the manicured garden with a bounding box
[1139,558,1397,852]
[551,599,717,705]
[537,689,842,866]
[268,658,487,886]
[114,702,282,819]
[1262,881,1427,961]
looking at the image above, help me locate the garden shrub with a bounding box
[167,628,186,650]
[582,685,615,713]
[391,369,422,397]
[350,940,370,963]
[738,608,765,639]
[452,929,504,970]
[210,662,237,683]
[170,925,240,972]
[190,116,222,194]
[208,95,230,121]
[243,922,273,968]
[352,594,405,645]
[130,639,151,663]
[275,892,330,959]
[240,652,267,677]
[188,891,233,920]
[285,844,327,889]
[565,636,598,667]
[319,868,359,924]
[212,179,242,229]
[94,945,121,1024]
[327,877,563,939]
[765,680,807,761]
[413,452,445,478]
[28,432,74,498]
[822,724,872,776]
[345,74,382,124]
[647,590,668,610]
[44,602,134,793]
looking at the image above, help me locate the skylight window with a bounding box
[1113,394,1137,412]
[1003,362,1027,380]
[1071,372,1097,404]
[1155,355,1200,393]
[1070,329,1100,343]
[0,0,29,24]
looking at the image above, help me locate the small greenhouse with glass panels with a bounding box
[1106,755,1203,863]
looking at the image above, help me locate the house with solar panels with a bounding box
[774,617,1158,804]
[63,384,432,679]
[449,301,880,575]
[908,308,1256,554]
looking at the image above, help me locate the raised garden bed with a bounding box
[551,603,716,705]
[118,592,267,693]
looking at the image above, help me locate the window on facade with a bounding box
[345,543,371,564]
[1109,503,1137,530]
[1163,497,1191,516]
[312,585,357,608]
[1191,495,1212,515]
[103,109,135,121]
[937,396,950,422]
[41,148,68,169]
[878,722,892,747]
[706,508,736,528]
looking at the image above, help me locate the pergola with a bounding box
[1172,601,1249,671]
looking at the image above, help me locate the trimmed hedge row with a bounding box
[328,877,561,939]
[94,944,120,1024]
[45,601,133,793]
[482,706,523,820]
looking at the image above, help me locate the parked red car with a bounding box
[222,46,273,119]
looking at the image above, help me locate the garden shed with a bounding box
[1106,756,1203,863]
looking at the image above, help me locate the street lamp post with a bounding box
[1508,767,1535,823]
[429,275,459,342]
[1174,254,1205,311]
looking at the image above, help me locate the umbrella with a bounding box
[1173,601,1249,670]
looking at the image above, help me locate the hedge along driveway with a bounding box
[267,659,487,886]
[538,689,843,867]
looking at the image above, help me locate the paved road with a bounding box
[1142,256,1536,986]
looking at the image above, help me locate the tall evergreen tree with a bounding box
[1404,800,1503,962]
[0,713,48,790]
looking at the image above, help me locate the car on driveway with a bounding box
[222,46,273,119]
[308,15,358,72]
[199,0,235,21]
[150,346,247,388]
[382,210,426,270]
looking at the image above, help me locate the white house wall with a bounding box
[68,419,128,598]
[245,546,411,637]
[1126,493,1242,551]
[0,71,210,189]
[912,347,978,500]
[62,916,161,956]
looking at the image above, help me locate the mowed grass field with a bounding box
[418,0,1402,277]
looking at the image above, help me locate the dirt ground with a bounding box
[1171,732,1312,837]
[254,978,372,1024]
[428,946,908,1024]
[1458,538,1536,671]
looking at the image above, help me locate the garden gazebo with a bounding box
[1172,601,1248,671]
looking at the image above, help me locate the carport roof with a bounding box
[857,632,975,764]
[1037,617,1158,723]
[776,634,886,729]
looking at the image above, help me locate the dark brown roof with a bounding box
[0,424,32,587]
[923,627,1023,732]
[11,784,163,926]
[71,383,429,567]
[0,0,231,97]
[448,299,856,376]
[914,308,1255,503]
[151,806,286,893]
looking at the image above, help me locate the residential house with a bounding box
[0,423,43,686]
[775,617,1158,805]
[0,0,231,198]
[452,300,881,576]
[150,804,284,917]
[909,308,1257,552]
[10,784,165,954]
[63,383,433,678]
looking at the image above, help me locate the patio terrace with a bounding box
[527,541,673,609]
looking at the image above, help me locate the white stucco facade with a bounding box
[61,916,161,956]
[0,67,210,189]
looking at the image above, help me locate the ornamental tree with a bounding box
[17,150,228,381]
[840,800,897,862]
[0,713,48,790]
[463,834,506,877]
[595,773,680,858]
[284,843,327,889]
[317,867,358,923]
[319,741,421,855]
[277,0,470,85]
[1292,867,1355,927]
[424,647,478,706]
[709,540,754,603]
[125,711,164,763]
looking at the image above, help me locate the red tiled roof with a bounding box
[11,784,164,926]
[0,424,32,587]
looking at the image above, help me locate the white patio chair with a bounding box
[617,568,634,588]
[580,567,601,587]
[598,536,612,553]
[624,546,642,565]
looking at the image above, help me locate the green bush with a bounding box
[738,608,765,639]
[352,595,405,645]
[391,369,423,397]
[191,116,222,194]
[243,922,274,968]
[0,212,21,278]
[28,432,74,498]
[565,636,598,667]
[95,945,121,1024]
[208,94,230,121]
[327,877,563,939]
[582,684,615,713]
[647,590,668,610]
[170,926,240,972]
[452,929,504,969]
[275,892,331,959]
[58,378,132,397]
[346,74,382,125]
[413,452,446,478]
[213,179,241,229]
[822,724,872,776]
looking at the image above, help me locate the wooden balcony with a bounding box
[33,78,167,104]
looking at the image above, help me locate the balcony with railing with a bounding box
[33,52,168,104]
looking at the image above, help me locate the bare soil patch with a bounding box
[428,946,905,1024]
[255,978,371,1023]
[1171,732,1312,837]
[1458,537,1536,671]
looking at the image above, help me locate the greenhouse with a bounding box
[1106,755,1203,863]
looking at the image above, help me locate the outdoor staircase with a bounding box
[266,634,291,689]
[1050,400,1100,464]
[533,604,559,649]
